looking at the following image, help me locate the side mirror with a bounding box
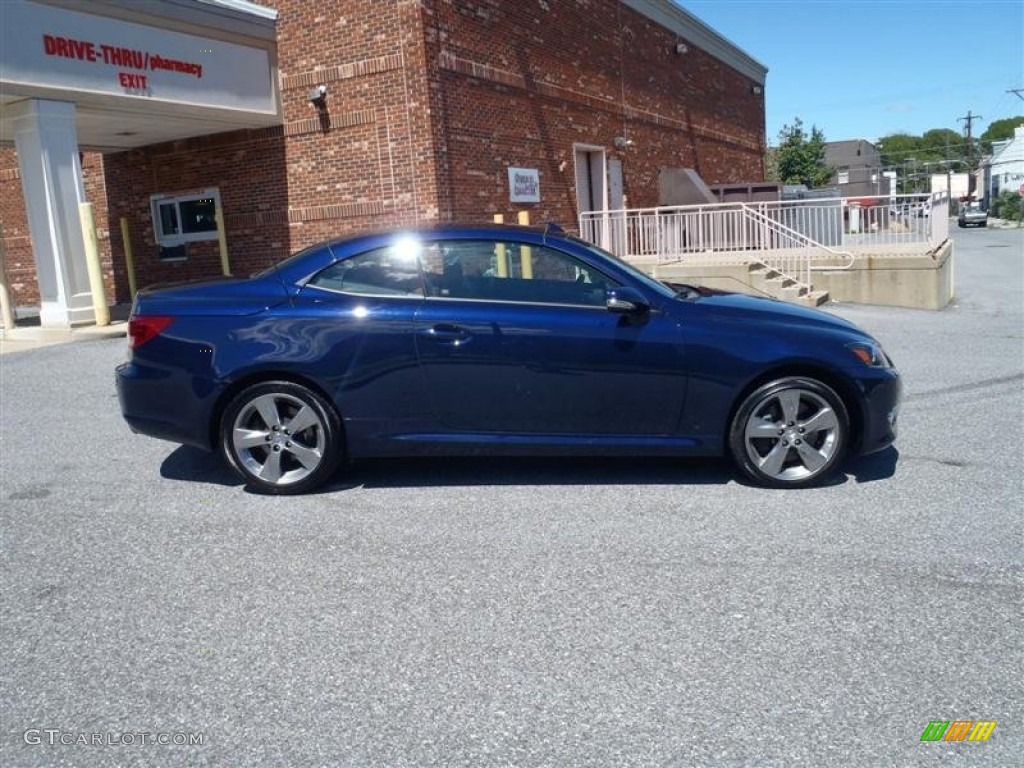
[606,286,649,316]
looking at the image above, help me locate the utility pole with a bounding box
[1008,88,1024,102]
[957,110,982,197]
[945,139,953,212]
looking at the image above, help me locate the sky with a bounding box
[680,0,1024,144]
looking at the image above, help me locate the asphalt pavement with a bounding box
[1,226,1021,767]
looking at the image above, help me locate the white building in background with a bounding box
[931,172,971,199]
[985,124,1024,208]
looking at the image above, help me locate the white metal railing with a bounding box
[738,204,853,288]
[579,193,950,289]
[928,192,949,248]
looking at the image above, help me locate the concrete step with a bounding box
[764,275,798,290]
[800,289,830,307]
[777,286,808,303]
[745,264,815,301]
[749,264,823,304]
[657,262,829,307]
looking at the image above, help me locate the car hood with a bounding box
[686,291,864,335]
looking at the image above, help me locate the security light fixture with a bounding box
[751,84,763,96]
[675,42,688,55]
[614,136,634,149]
[309,84,327,105]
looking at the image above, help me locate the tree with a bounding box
[877,133,925,191]
[878,130,970,193]
[877,133,922,167]
[921,128,963,158]
[764,146,779,183]
[981,116,1024,154]
[774,118,833,188]
[992,190,1022,222]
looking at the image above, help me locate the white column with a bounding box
[10,99,94,328]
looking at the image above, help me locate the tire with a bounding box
[219,380,342,494]
[728,377,849,488]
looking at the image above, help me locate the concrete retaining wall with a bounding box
[647,240,955,310]
[812,241,954,310]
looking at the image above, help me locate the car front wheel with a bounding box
[729,377,849,488]
[220,381,342,494]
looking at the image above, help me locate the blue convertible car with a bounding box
[116,224,900,493]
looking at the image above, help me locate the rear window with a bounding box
[253,244,331,278]
[307,247,423,296]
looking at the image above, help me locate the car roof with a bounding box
[322,222,570,248]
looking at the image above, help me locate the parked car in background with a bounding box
[958,203,988,228]
[117,224,901,494]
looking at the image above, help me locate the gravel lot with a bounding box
[1,226,1021,767]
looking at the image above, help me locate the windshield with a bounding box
[565,235,678,300]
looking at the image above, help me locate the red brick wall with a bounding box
[103,0,440,292]
[0,148,37,307]
[0,148,114,307]
[81,152,117,303]
[421,0,766,226]
[103,131,293,295]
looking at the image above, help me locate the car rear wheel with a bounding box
[220,381,342,494]
[729,377,849,488]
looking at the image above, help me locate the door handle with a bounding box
[421,324,472,346]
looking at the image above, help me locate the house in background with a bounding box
[930,173,971,200]
[984,123,1024,209]
[824,139,893,197]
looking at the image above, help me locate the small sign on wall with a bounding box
[508,167,540,203]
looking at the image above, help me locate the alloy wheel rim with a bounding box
[231,393,326,485]
[743,388,840,482]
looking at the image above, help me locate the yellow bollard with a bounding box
[493,213,508,278]
[79,202,110,326]
[215,199,230,276]
[517,210,532,279]
[120,217,138,299]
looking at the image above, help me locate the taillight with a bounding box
[128,316,174,349]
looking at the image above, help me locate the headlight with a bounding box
[847,342,892,368]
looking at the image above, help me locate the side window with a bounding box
[420,240,617,306]
[307,247,423,297]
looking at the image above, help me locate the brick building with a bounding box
[824,139,892,198]
[0,0,766,324]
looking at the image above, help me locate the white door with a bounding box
[574,145,607,247]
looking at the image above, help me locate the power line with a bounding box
[874,144,974,161]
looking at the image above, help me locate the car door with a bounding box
[289,244,428,435]
[413,237,687,435]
